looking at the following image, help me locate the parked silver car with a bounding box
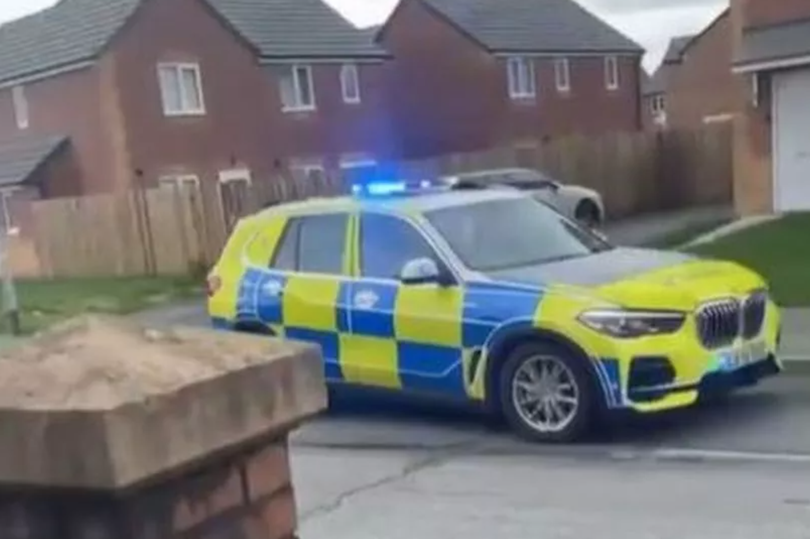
[440,168,605,228]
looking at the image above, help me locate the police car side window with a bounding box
[269,214,348,274]
[269,219,300,271]
[360,212,437,279]
[298,213,348,274]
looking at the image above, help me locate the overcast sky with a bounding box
[1,0,727,72]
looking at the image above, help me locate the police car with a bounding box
[207,177,782,443]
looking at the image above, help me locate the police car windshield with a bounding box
[424,196,610,272]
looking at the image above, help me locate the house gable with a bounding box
[677,9,731,62]
[376,0,489,53]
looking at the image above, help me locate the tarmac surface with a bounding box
[294,376,810,539]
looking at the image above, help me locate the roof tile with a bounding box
[0,134,69,188]
[421,0,643,54]
[204,0,388,58]
[0,0,141,85]
[0,0,386,86]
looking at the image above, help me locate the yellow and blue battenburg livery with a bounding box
[207,174,782,442]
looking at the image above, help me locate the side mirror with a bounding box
[541,179,561,192]
[399,257,450,286]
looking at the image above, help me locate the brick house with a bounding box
[641,69,666,130]
[0,0,392,229]
[640,35,694,130]
[374,0,645,158]
[731,0,810,214]
[664,9,743,129]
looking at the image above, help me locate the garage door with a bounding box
[773,68,810,212]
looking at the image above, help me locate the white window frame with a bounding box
[158,174,200,191]
[218,168,253,185]
[702,113,734,124]
[650,94,665,114]
[605,55,619,90]
[290,161,326,182]
[507,56,536,99]
[12,86,28,129]
[340,63,361,104]
[553,57,570,92]
[0,188,20,236]
[281,64,316,112]
[157,62,206,117]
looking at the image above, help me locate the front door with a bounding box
[341,211,468,397]
[773,69,810,212]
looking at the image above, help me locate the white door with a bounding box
[773,69,810,212]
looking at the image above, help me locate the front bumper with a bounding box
[588,302,782,414]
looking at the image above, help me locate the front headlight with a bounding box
[577,308,686,338]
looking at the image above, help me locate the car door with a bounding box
[341,210,468,397]
[252,212,351,381]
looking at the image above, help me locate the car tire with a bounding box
[575,200,601,229]
[497,341,595,443]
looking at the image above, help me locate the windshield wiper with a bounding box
[537,253,590,265]
[477,252,590,271]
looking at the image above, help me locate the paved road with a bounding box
[293,377,810,539]
[294,446,810,539]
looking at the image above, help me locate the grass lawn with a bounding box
[6,275,203,335]
[644,216,734,250]
[685,212,810,307]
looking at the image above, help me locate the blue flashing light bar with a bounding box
[349,164,442,198]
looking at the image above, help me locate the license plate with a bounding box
[717,340,768,371]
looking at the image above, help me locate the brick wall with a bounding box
[0,436,299,539]
[740,0,810,28]
[667,12,744,129]
[729,0,789,215]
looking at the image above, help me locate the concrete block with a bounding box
[0,314,327,491]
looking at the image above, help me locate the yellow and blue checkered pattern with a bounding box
[223,268,544,400]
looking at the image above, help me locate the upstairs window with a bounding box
[651,94,665,114]
[12,86,28,129]
[605,55,619,90]
[158,63,205,116]
[279,64,316,112]
[507,57,536,99]
[340,63,361,104]
[554,58,570,92]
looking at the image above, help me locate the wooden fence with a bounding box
[8,125,732,279]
